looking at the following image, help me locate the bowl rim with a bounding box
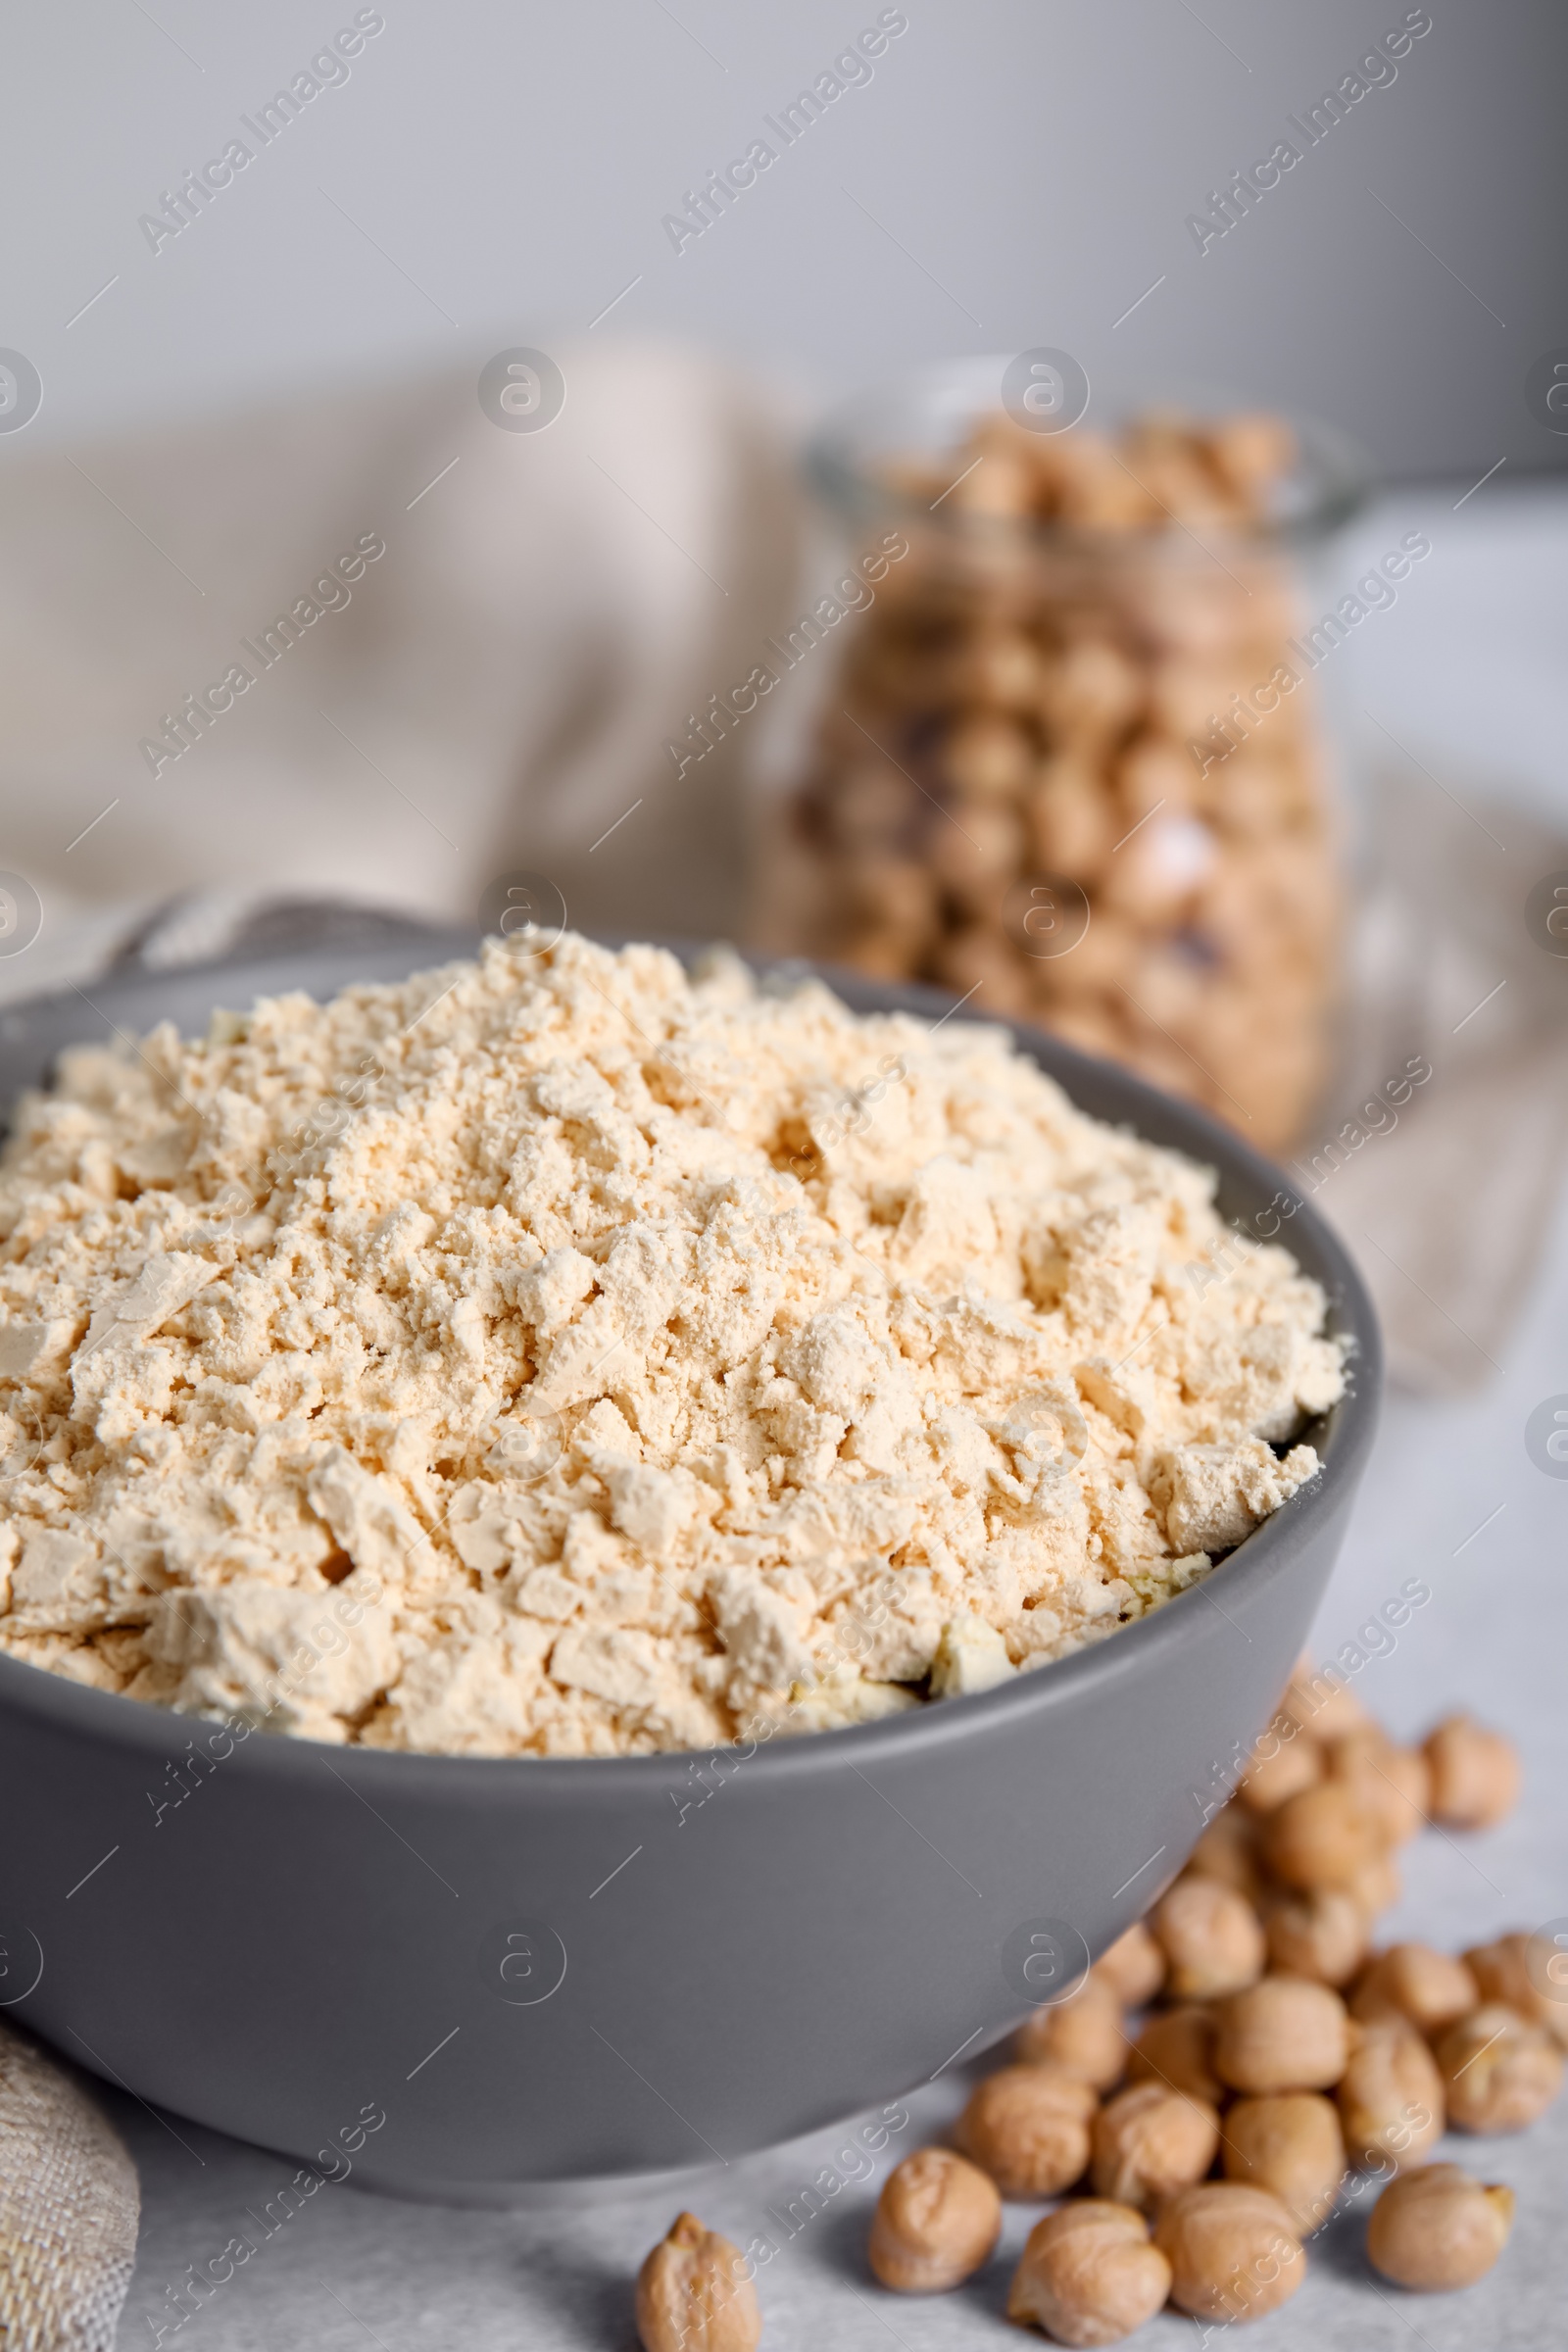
[0,938,1383,1796]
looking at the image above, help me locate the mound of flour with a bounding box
[0,936,1342,1755]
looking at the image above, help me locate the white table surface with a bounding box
[69,473,1568,2346]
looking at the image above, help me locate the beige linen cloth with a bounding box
[0,357,1560,1396]
[0,2021,139,2351]
[0,344,799,963]
[1303,768,1568,1394]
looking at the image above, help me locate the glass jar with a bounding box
[755,359,1368,1153]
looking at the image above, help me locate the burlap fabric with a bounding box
[0,2024,138,2352]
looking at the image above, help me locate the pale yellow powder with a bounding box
[0,935,1345,1755]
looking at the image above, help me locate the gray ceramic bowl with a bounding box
[0,935,1380,2199]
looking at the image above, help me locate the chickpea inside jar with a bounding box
[760,363,1366,1152]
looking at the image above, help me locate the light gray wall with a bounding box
[4,0,1563,476]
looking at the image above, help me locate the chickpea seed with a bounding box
[1350,1942,1479,2038]
[1423,1715,1520,1830]
[1464,1931,1568,2051]
[1212,1975,1349,2094]
[1347,1850,1402,1920]
[1205,413,1298,498]
[635,2212,760,2352]
[1263,1886,1369,1986]
[1127,2004,1224,2107]
[1366,2162,1514,2291]
[1152,2182,1306,2322]
[1437,2003,1564,2134]
[1016,1975,1128,2089]
[868,2147,1001,2292]
[1008,2199,1172,2345]
[1091,2081,1219,2210]
[1336,2018,1445,2171]
[1091,1920,1166,2008]
[1152,1876,1266,2000]
[1236,1726,1323,1815]
[1280,1659,1367,1741]
[1263,1781,1385,1891]
[959,2064,1097,2198]
[1326,1731,1431,1847]
[1181,1803,1266,1902]
[1221,2091,1346,2234]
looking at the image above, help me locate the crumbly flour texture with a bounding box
[0,936,1345,1755]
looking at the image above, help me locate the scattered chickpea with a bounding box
[1350,1943,1479,2038]
[1236,1727,1323,1816]
[1264,1887,1369,1987]
[1152,2182,1306,2323]
[1182,1806,1266,1904]
[1336,2019,1445,2172]
[1016,1976,1128,2090]
[1091,2082,1220,2211]
[1263,1782,1385,1891]
[1152,1876,1266,2000]
[1221,2091,1346,2235]
[635,2212,760,2352]
[713,1682,1551,2335]
[1423,1714,1519,1829]
[1091,1920,1166,2008]
[1280,1659,1367,1740]
[1326,1731,1431,1847]
[959,2065,1097,2198]
[1347,1849,1402,1920]
[1464,1931,1568,2052]
[1213,1976,1349,2095]
[868,2147,1001,2293]
[1366,2163,1515,2292]
[1008,2199,1172,2345]
[1437,2003,1564,2134]
[1128,2005,1224,2108]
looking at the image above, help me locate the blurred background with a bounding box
[6,0,1568,1395]
[8,0,1567,458]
